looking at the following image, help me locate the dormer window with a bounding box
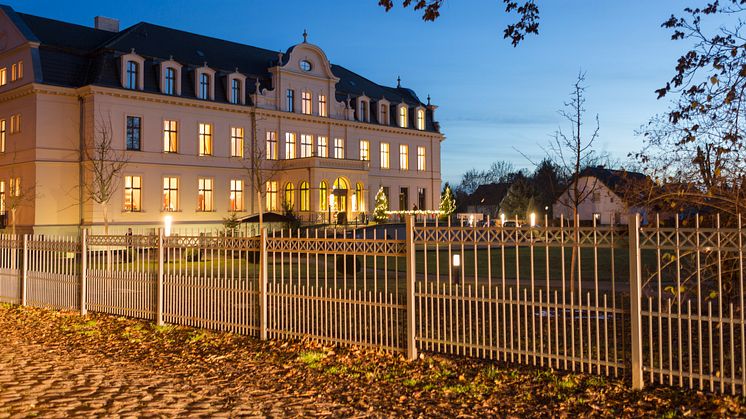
[416,107,425,130]
[199,73,210,99]
[358,98,370,122]
[120,51,144,90]
[398,104,409,128]
[125,61,138,90]
[164,67,176,95]
[226,71,246,105]
[379,100,390,125]
[231,79,241,104]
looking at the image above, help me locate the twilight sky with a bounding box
[6,1,699,183]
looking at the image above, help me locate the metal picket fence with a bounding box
[0,214,744,396]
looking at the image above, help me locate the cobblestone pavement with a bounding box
[0,336,355,417]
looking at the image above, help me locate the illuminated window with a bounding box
[266,131,278,160]
[319,181,328,210]
[231,79,241,104]
[301,91,312,115]
[10,61,22,81]
[126,116,141,151]
[17,61,22,80]
[285,132,296,159]
[230,127,244,158]
[417,146,426,171]
[416,109,425,130]
[230,179,244,211]
[199,73,210,99]
[197,178,214,211]
[0,68,6,86]
[124,175,142,212]
[299,181,310,211]
[164,67,176,95]
[162,177,178,211]
[380,103,389,125]
[266,181,278,211]
[359,140,369,161]
[199,123,213,156]
[9,177,19,197]
[398,105,408,128]
[163,120,178,153]
[284,183,295,210]
[9,114,20,134]
[334,138,345,159]
[0,181,5,214]
[300,134,313,158]
[317,136,328,158]
[355,183,365,212]
[318,94,327,116]
[380,142,390,169]
[286,89,294,112]
[0,119,5,153]
[125,61,138,89]
[399,145,409,170]
[11,63,16,81]
[333,178,348,211]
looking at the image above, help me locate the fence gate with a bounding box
[0,234,20,304]
[25,234,80,310]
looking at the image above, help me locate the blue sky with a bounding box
[6,1,696,183]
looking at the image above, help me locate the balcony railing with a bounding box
[280,156,370,171]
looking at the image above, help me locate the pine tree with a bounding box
[373,186,389,223]
[439,183,456,220]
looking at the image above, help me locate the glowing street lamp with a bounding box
[452,253,461,284]
[500,213,506,226]
[530,212,537,227]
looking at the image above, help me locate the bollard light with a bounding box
[164,215,173,237]
[500,213,505,226]
[530,212,536,227]
[452,254,461,268]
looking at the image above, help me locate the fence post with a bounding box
[405,215,418,360]
[156,228,164,326]
[259,227,268,340]
[80,229,87,315]
[21,234,28,306]
[628,213,644,390]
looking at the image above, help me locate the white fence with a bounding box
[0,215,744,396]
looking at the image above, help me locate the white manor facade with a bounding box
[0,6,444,234]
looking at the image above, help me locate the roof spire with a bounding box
[427,94,431,105]
[396,76,401,88]
[254,78,261,94]
[302,29,308,43]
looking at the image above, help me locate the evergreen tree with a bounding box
[499,175,537,219]
[439,183,456,220]
[373,186,389,223]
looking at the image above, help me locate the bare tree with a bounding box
[4,157,36,236]
[243,108,282,233]
[84,114,128,235]
[548,71,600,293]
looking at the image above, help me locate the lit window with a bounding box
[334,138,345,159]
[359,140,369,161]
[417,146,426,171]
[285,133,296,159]
[199,123,213,156]
[231,79,241,104]
[163,120,178,153]
[124,175,142,212]
[318,94,327,117]
[400,145,409,170]
[284,183,295,210]
[319,181,327,210]
[355,183,365,212]
[164,67,176,95]
[10,61,22,82]
[199,73,210,99]
[9,177,20,197]
[398,105,408,128]
[286,89,294,112]
[230,179,244,211]
[359,100,368,122]
[9,114,20,134]
[0,119,5,153]
[317,136,328,158]
[198,178,214,211]
[231,127,244,158]
[416,109,425,130]
[0,181,5,214]
[162,177,178,211]
[125,61,138,89]
[16,61,22,80]
[300,134,313,158]
[380,142,390,169]
[11,63,16,81]
[126,116,141,151]
[299,181,310,211]
[266,181,278,211]
[0,68,6,86]
[380,103,388,125]
[301,91,312,115]
[266,131,278,160]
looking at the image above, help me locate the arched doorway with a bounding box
[332,177,348,222]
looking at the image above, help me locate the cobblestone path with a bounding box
[0,336,355,417]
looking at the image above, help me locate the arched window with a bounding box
[284,183,295,210]
[319,181,327,211]
[355,183,364,212]
[333,177,348,190]
[299,182,310,212]
[126,61,138,89]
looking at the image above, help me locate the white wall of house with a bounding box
[552,176,642,225]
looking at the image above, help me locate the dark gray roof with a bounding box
[7,6,437,131]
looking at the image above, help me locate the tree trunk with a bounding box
[10,208,16,236]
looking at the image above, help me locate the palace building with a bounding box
[0,5,444,234]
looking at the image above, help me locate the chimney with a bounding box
[94,16,120,32]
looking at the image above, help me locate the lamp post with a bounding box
[452,253,461,284]
[500,213,506,227]
[530,212,536,227]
